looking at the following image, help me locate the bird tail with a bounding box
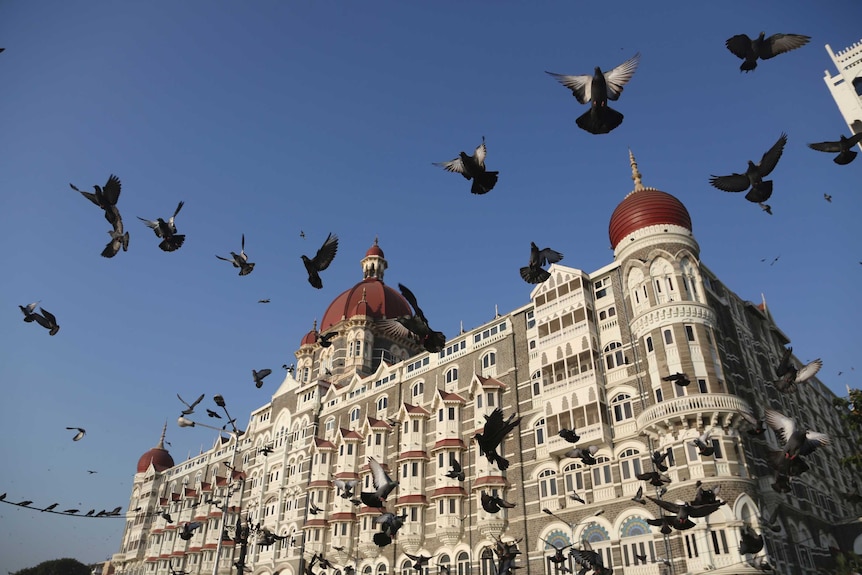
[740,60,757,72]
[746,180,773,202]
[520,265,551,284]
[122,231,130,251]
[373,532,393,547]
[160,235,186,252]
[576,106,624,135]
[471,171,499,195]
[240,262,256,276]
[835,150,857,165]
[49,325,60,336]
[491,452,510,471]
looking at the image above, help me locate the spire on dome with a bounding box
[157,421,167,449]
[312,319,318,332]
[362,238,387,280]
[629,149,644,192]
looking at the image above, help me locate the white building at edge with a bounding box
[823,38,862,149]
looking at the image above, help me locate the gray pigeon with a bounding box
[138,201,185,252]
[434,137,499,195]
[301,233,338,288]
[520,242,564,284]
[764,408,830,460]
[725,32,810,72]
[710,133,787,204]
[373,510,407,547]
[19,301,39,322]
[445,458,465,481]
[177,393,205,415]
[70,174,122,226]
[101,214,130,259]
[808,133,862,165]
[216,234,255,276]
[33,307,60,336]
[360,457,398,508]
[333,479,357,499]
[252,369,273,389]
[66,427,85,441]
[180,521,203,540]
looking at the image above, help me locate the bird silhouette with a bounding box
[562,445,599,466]
[252,368,273,389]
[360,457,399,508]
[569,539,613,575]
[546,53,640,134]
[318,331,338,348]
[725,32,811,72]
[662,372,690,387]
[16,500,34,507]
[739,525,765,554]
[70,174,123,226]
[19,302,39,322]
[308,501,322,515]
[300,232,339,289]
[631,485,646,505]
[772,346,822,392]
[558,428,580,443]
[474,408,522,471]
[710,133,787,205]
[205,409,221,419]
[333,479,357,499]
[651,449,670,472]
[180,521,203,540]
[808,133,862,164]
[568,491,585,504]
[378,284,447,353]
[434,136,499,195]
[138,201,185,252]
[177,393,205,415]
[481,491,516,513]
[258,298,270,304]
[445,458,465,481]
[764,408,830,460]
[33,307,60,336]
[824,193,832,202]
[692,431,714,457]
[373,510,407,547]
[636,470,671,486]
[520,242,564,284]
[63,509,80,514]
[739,411,767,436]
[41,503,58,512]
[101,213,130,258]
[66,427,86,441]
[85,509,95,516]
[405,553,432,572]
[216,234,255,276]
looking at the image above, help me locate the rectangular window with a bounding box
[675,383,686,397]
[375,433,382,445]
[438,409,444,422]
[438,453,444,468]
[685,325,695,342]
[448,407,455,420]
[698,379,708,393]
[664,329,673,344]
[438,500,444,514]
[449,498,456,513]
[655,389,663,402]
[646,337,653,352]
[412,462,419,476]
[655,279,662,293]
[667,277,674,291]
[487,393,495,406]
[711,439,723,459]
[413,420,419,433]
[347,444,353,455]
[686,442,699,461]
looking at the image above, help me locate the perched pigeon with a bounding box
[481,491,516,513]
[725,32,811,72]
[252,368,273,389]
[546,53,640,134]
[434,137,499,195]
[66,427,86,441]
[474,408,522,471]
[709,133,787,205]
[764,408,830,460]
[138,201,185,252]
[70,174,122,225]
[445,458,465,481]
[16,500,34,507]
[520,242,564,284]
[301,233,338,288]
[216,234,255,276]
[177,393,205,415]
[692,431,715,457]
[558,428,580,443]
[651,449,670,472]
[360,457,398,508]
[63,509,80,514]
[33,307,60,336]
[662,372,690,387]
[378,284,446,353]
[41,503,58,512]
[562,445,599,466]
[333,479,357,499]
[739,525,765,554]
[808,133,862,165]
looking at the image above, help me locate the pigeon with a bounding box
[725,32,811,72]
[377,283,447,353]
[636,471,671,486]
[764,408,830,460]
[259,445,274,455]
[808,133,862,164]
[108,506,122,516]
[520,243,564,284]
[84,509,95,516]
[543,540,573,573]
[824,193,833,202]
[206,409,222,419]
[645,510,695,532]
[63,509,80,514]
[216,234,255,276]
[318,331,338,348]
[434,137,499,195]
[252,368,273,389]
[474,407,522,471]
[101,214,130,258]
[33,308,60,336]
[562,445,599,466]
[558,428,580,443]
[546,53,640,134]
[651,449,670,472]
[631,485,646,505]
[308,501,322,515]
[760,203,773,215]
[258,299,270,304]
[0,493,5,500]
[709,133,787,205]
[301,232,339,288]
[569,539,613,575]
[568,491,585,504]
[70,174,123,225]
[360,457,399,508]
[693,482,722,506]
[16,500,34,507]
[138,201,185,252]
[445,459,465,481]
[373,510,407,547]
[772,347,823,392]
[177,393,205,415]
[633,554,647,564]
[739,525,765,554]
[739,411,767,436]
[481,491,516,513]
[405,553,432,572]
[662,372,690,387]
[692,431,714,457]
[66,427,86,441]
[757,503,782,532]
[19,302,39,322]
[333,479,357,499]
[41,503,58,512]
[180,521,203,540]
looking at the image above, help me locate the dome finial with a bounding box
[373,235,378,246]
[157,420,167,450]
[629,149,644,192]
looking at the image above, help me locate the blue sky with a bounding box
[1,1,860,571]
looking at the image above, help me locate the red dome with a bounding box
[365,244,384,258]
[320,277,412,332]
[609,188,692,249]
[300,329,318,346]
[137,447,174,473]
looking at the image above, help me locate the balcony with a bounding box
[635,393,751,434]
[540,422,609,459]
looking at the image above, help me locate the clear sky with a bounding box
[1,1,860,571]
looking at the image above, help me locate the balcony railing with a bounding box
[636,393,751,430]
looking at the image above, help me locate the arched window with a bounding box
[538,469,558,498]
[603,342,625,370]
[535,418,546,446]
[325,418,335,433]
[607,307,616,317]
[611,394,633,422]
[591,457,612,486]
[619,448,643,480]
[350,407,360,422]
[377,396,388,412]
[412,381,424,397]
[481,548,496,575]
[402,560,414,575]
[457,552,470,575]
[377,564,387,575]
[438,554,451,575]
[445,368,458,384]
[363,566,373,575]
[482,352,497,370]
[663,329,673,344]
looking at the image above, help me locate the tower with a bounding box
[823,39,862,148]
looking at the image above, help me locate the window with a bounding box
[439,555,451,575]
[325,418,335,432]
[377,396,388,411]
[486,392,496,407]
[445,368,458,384]
[457,552,470,575]
[611,394,633,422]
[564,462,585,492]
[481,548,495,575]
[655,388,663,402]
[591,457,612,486]
[645,336,653,353]
[710,529,729,555]
[685,325,695,342]
[595,278,609,299]
[619,448,642,480]
[664,329,673,344]
[538,469,558,498]
[535,418,546,446]
[684,533,699,558]
[482,352,496,369]
[350,407,360,422]
[604,342,625,369]
[711,439,723,459]
[698,379,708,393]
[412,381,424,397]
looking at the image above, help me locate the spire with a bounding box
[629,149,644,192]
[760,293,770,320]
[312,319,318,332]
[361,238,387,280]
[157,421,167,450]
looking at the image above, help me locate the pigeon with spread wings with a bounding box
[520,242,564,284]
[808,133,862,165]
[709,133,787,208]
[33,307,60,336]
[253,369,273,389]
[360,457,399,508]
[377,284,446,353]
[301,233,339,289]
[474,408,522,471]
[138,201,185,252]
[216,234,255,276]
[725,32,810,72]
[764,408,831,460]
[434,136,499,195]
[70,174,123,226]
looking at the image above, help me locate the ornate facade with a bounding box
[823,38,862,146]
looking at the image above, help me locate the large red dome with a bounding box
[320,277,412,332]
[137,446,174,473]
[608,188,692,250]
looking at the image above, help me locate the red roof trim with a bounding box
[395,495,427,505]
[340,428,364,441]
[304,519,328,527]
[333,471,359,480]
[476,374,507,389]
[367,417,391,429]
[308,480,331,488]
[171,492,181,501]
[314,437,337,450]
[184,488,197,497]
[473,475,509,487]
[199,482,212,492]
[403,402,430,415]
[398,450,429,461]
[437,389,466,403]
[432,438,466,450]
[330,512,357,521]
[431,487,468,497]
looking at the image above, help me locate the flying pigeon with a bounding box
[569,539,613,575]
[33,307,60,336]
[333,479,357,499]
[378,283,447,353]
[562,445,599,466]
[772,347,823,392]
[161,511,174,523]
[824,193,832,202]
[318,331,338,348]
[434,137,499,195]
[301,232,338,288]
[70,174,123,225]
[558,428,580,443]
[206,409,221,419]
[568,491,585,504]
[739,411,767,436]
[709,133,787,205]
[359,456,399,508]
[543,540,573,573]
[662,372,690,387]
[180,521,203,540]
[474,407,522,471]
[651,449,670,472]
[693,482,722,506]
[66,427,86,441]
[373,510,407,547]
[739,525,765,554]
[405,553,432,572]
[177,393,205,415]
[520,242,564,284]
[546,53,640,134]
[725,32,811,72]
[19,302,39,322]
[258,298,270,303]
[308,501,322,515]
[757,502,782,532]
[101,214,130,258]
[138,201,185,252]
[216,234,255,276]
[445,458,465,481]
[808,133,862,164]
[636,471,671,486]
[252,368,273,389]
[631,485,646,505]
[481,491,516,513]
[692,431,714,457]
[764,408,830,460]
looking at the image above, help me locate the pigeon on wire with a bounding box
[70,174,123,226]
[772,346,822,393]
[377,283,446,353]
[177,393,205,415]
[709,133,788,209]
[520,242,564,284]
[41,503,58,512]
[66,427,86,441]
[764,408,830,460]
[445,459,465,481]
[252,369,273,389]
[558,428,580,443]
[692,430,715,457]
[138,201,185,252]
[481,491,516,513]
[360,456,399,508]
[725,32,811,72]
[32,307,60,336]
[216,234,255,276]
[662,372,690,387]
[434,137,499,195]
[546,53,640,134]
[301,232,338,288]
[562,445,599,466]
[808,133,862,165]
[474,407,522,471]
[373,510,407,547]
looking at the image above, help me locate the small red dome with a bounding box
[300,329,318,346]
[137,447,174,473]
[365,244,384,258]
[609,188,692,249]
[320,277,412,332]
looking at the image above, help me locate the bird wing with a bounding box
[480,407,507,447]
[376,317,417,341]
[168,201,184,230]
[398,283,428,324]
[725,34,753,60]
[545,71,591,104]
[451,459,462,472]
[138,216,160,230]
[709,173,751,192]
[603,53,640,101]
[795,359,822,382]
[775,346,793,376]
[333,479,346,491]
[757,133,787,177]
[215,254,235,264]
[761,33,811,59]
[434,157,467,174]
[39,308,58,326]
[647,496,682,514]
[311,233,339,271]
[367,457,391,490]
[800,431,831,455]
[764,409,795,445]
[807,141,842,153]
[258,369,273,379]
[474,138,487,168]
[739,410,758,426]
[102,174,122,205]
[538,248,564,266]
